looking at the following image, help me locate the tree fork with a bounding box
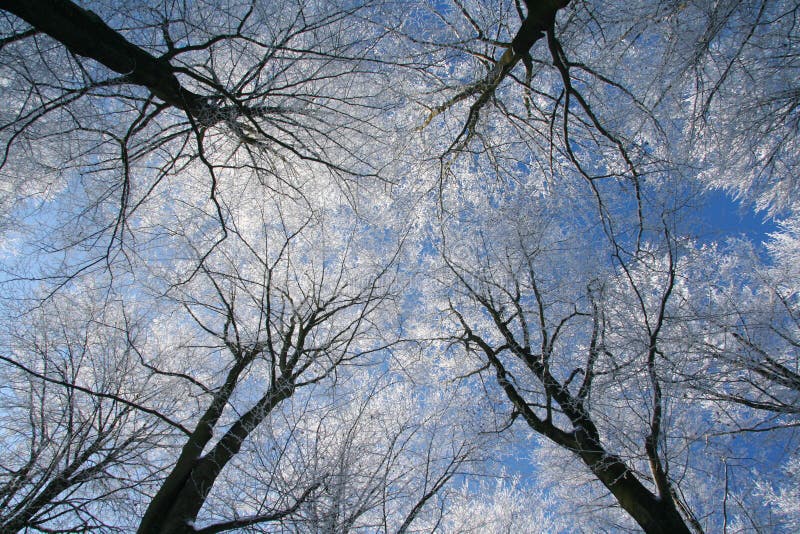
[0,0,213,123]
[419,0,571,131]
[138,378,296,533]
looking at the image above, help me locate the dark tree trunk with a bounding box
[0,0,211,121]
[137,379,294,534]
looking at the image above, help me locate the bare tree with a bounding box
[2,0,800,532]
[0,0,400,288]
[440,233,693,533]
[0,294,166,532]
[130,183,402,532]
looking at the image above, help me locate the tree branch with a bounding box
[193,483,320,534]
[0,354,191,435]
[0,0,213,122]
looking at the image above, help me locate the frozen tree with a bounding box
[2,0,800,533]
[402,2,800,530]
[0,0,403,286]
[0,292,167,532]
[0,0,430,531]
[426,184,693,531]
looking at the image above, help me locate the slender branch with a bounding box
[193,483,320,534]
[0,355,190,435]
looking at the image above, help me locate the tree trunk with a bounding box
[138,379,294,533]
[577,445,691,534]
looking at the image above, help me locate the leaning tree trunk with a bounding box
[138,378,295,533]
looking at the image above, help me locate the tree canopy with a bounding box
[0,0,798,532]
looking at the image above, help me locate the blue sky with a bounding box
[699,190,777,244]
